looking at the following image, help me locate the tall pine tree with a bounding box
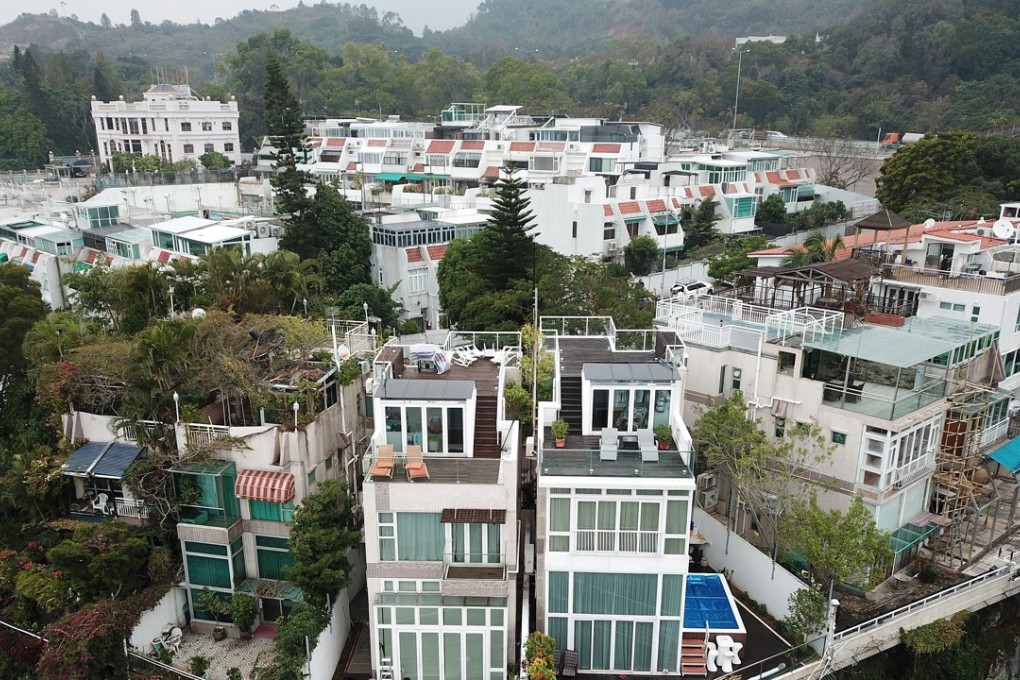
[264,51,311,220]
[475,163,537,290]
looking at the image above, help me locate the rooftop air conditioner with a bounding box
[360,359,372,375]
[918,291,935,300]
[699,487,719,510]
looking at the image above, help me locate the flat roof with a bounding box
[379,378,475,401]
[180,224,250,243]
[18,225,62,239]
[34,228,82,242]
[107,229,151,244]
[437,214,487,226]
[149,216,219,234]
[540,448,694,480]
[583,363,677,383]
[804,317,998,368]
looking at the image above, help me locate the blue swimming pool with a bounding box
[683,574,744,631]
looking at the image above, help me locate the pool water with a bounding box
[683,574,742,630]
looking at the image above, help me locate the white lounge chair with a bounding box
[637,428,657,462]
[600,427,619,462]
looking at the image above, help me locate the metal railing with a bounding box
[833,564,1012,640]
[879,262,1020,295]
[445,330,522,351]
[363,446,504,484]
[184,422,231,446]
[116,498,150,519]
[539,316,616,338]
[575,529,660,554]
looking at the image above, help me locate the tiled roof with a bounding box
[592,143,621,153]
[537,142,565,152]
[367,139,388,147]
[603,205,614,217]
[460,140,485,150]
[346,161,358,171]
[156,250,171,263]
[31,251,41,263]
[323,137,345,148]
[618,201,641,215]
[482,166,500,179]
[509,141,535,152]
[427,140,455,154]
[413,163,425,172]
[307,137,323,148]
[698,186,717,198]
[406,247,424,263]
[426,244,448,261]
[749,225,929,259]
[646,199,667,213]
[671,198,682,209]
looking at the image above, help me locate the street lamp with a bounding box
[732,47,751,132]
[292,400,300,429]
[363,301,369,324]
[303,298,308,317]
[173,392,180,423]
[168,285,176,316]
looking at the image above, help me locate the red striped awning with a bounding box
[234,469,295,503]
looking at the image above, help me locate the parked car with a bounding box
[766,130,788,140]
[670,281,714,299]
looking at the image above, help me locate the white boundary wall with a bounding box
[308,546,367,680]
[130,586,188,654]
[694,507,809,621]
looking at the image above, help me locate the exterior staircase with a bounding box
[559,376,583,433]
[473,394,502,458]
[680,633,708,676]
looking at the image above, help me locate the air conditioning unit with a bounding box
[270,225,285,238]
[696,472,717,491]
[699,487,719,510]
[605,240,618,254]
[359,359,372,375]
[257,223,270,238]
[568,143,578,151]
[918,291,935,300]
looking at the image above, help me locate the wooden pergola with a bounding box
[731,259,879,312]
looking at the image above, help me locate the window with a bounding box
[775,417,786,438]
[224,143,234,152]
[585,190,592,204]
[452,152,481,168]
[204,143,215,153]
[972,305,981,322]
[832,431,847,446]
[222,121,233,131]
[604,224,615,241]
[202,122,213,131]
[731,368,742,390]
[183,144,195,154]
[449,523,501,563]
[549,498,570,552]
[572,221,578,238]
[576,499,661,553]
[306,469,316,486]
[181,122,192,131]
[249,500,295,522]
[379,512,445,561]
[425,154,448,169]
[573,573,657,615]
[532,156,557,171]
[778,351,796,375]
[409,268,427,293]
[589,157,616,173]
[718,365,727,394]
[256,535,294,580]
[383,152,409,166]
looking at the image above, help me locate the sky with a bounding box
[0,0,480,34]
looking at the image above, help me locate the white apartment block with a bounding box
[92,84,242,170]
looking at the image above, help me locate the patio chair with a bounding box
[405,446,430,482]
[637,428,658,463]
[561,650,578,679]
[91,492,111,515]
[162,627,182,655]
[600,427,619,462]
[369,444,396,478]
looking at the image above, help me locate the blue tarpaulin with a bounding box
[990,435,1020,473]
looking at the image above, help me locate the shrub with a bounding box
[189,655,211,676]
[525,631,556,664]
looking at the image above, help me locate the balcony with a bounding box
[171,460,241,533]
[820,377,946,421]
[576,529,660,554]
[443,553,507,581]
[880,262,1020,295]
[363,451,503,485]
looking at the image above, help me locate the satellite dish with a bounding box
[923,218,936,230]
[991,218,1016,240]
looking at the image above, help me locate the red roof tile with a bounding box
[427,140,455,154]
[367,139,388,147]
[646,199,667,213]
[346,161,358,171]
[31,251,41,263]
[460,140,485,150]
[698,186,716,198]
[427,244,448,261]
[537,142,565,152]
[157,250,171,263]
[603,205,614,217]
[323,137,346,149]
[766,171,783,184]
[482,166,500,179]
[307,137,323,148]
[509,141,535,152]
[592,143,621,154]
[406,247,424,263]
[86,249,98,264]
[413,163,425,173]
[671,197,682,209]
[618,201,641,215]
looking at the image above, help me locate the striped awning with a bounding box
[235,469,296,503]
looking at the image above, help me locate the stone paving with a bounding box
[172,630,275,679]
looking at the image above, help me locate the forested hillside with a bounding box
[0,0,1018,168]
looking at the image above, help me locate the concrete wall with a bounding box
[130,586,187,654]
[640,260,710,298]
[693,507,808,621]
[306,546,365,680]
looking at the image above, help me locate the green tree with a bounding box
[291,182,372,294]
[623,235,659,276]
[684,198,721,251]
[0,263,46,385]
[475,164,538,292]
[757,193,788,223]
[875,132,978,213]
[199,150,232,171]
[779,495,892,588]
[285,480,361,613]
[265,50,312,221]
[706,235,769,284]
[782,231,846,267]
[47,523,150,601]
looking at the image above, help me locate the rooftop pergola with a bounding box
[732,259,879,311]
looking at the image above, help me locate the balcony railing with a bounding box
[115,498,150,519]
[184,423,231,447]
[821,379,946,421]
[892,451,938,488]
[878,262,1020,296]
[363,449,504,485]
[576,529,659,554]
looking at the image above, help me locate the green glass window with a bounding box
[548,572,568,613]
[250,500,295,522]
[187,554,231,588]
[573,573,657,615]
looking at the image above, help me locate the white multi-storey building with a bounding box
[92,84,242,170]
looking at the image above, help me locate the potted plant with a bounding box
[227,668,243,680]
[550,419,569,448]
[198,588,229,641]
[654,423,673,450]
[231,592,259,640]
[189,655,210,677]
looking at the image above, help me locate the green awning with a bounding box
[73,262,91,272]
[375,173,405,182]
[990,435,1020,473]
[889,521,940,554]
[407,173,449,182]
[652,213,680,226]
[623,216,646,223]
[237,578,304,602]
